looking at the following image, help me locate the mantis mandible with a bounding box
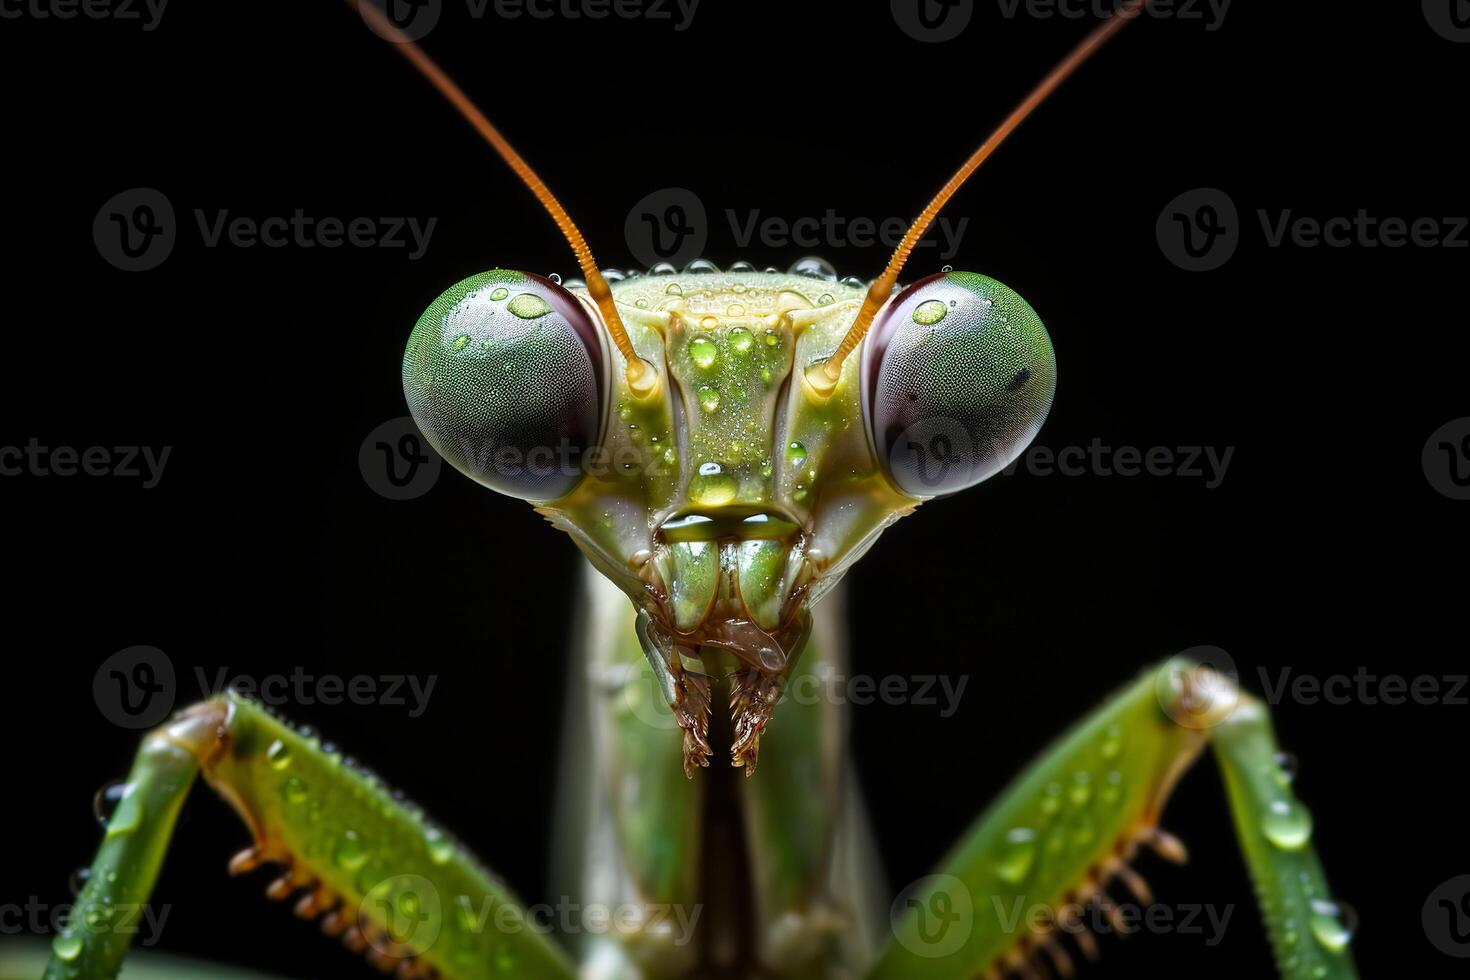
[37,1,1360,978]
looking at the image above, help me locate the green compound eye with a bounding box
[862,271,1056,498]
[403,270,607,501]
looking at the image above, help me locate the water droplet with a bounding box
[1308,898,1356,953]
[282,776,309,804]
[785,442,807,466]
[684,259,720,274]
[635,298,649,309]
[817,293,834,305]
[1039,782,1064,817]
[69,868,92,896]
[789,257,837,280]
[548,273,562,285]
[508,293,553,319]
[93,781,128,828]
[913,299,948,325]
[427,828,455,865]
[1262,798,1314,850]
[451,333,471,351]
[489,287,509,301]
[698,386,721,413]
[494,940,518,970]
[728,327,753,352]
[763,329,780,347]
[839,275,865,288]
[1273,751,1298,785]
[665,282,683,296]
[266,739,292,771]
[650,262,677,276]
[690,462,738,506]
[602,268,626,282]
[995,827,1038,885]
[729,260,756,272]
[941,264,954,273]
[1100,770,1123,807]
[699,315,719,330]
[51,934,83,963]
[333,831,368,872]
[689,336,718,369]
[1100,723,1123,759]
[1068,771,1093,807]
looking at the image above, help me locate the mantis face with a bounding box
[364,0,1130,775]
[403,262,1055,773]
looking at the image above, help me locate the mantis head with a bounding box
[371,0,1141,774]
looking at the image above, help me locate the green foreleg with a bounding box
[44,695,576,980]
[864,657,1359,980]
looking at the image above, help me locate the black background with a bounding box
[2,1,1466,977]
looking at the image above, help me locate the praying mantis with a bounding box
[30,1,1361,978]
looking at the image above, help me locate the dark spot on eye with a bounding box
[907,392,919,402]
[1006,367,1032,392]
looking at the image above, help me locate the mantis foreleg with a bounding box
[864,657,1358,980]
[43,695,575,980]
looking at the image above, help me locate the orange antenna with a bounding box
[351,0,658,396]
[806,0,1152,396]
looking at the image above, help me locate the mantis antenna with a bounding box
[351,0,659,396]
[805,0,1153,396]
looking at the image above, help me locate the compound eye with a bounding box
[403,270,606,501]
[863,271,1055,498]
